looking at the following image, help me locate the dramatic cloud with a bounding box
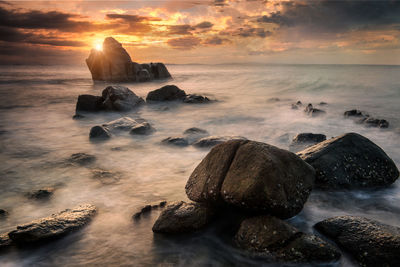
[203,36,231,45]
[167,36,201,49]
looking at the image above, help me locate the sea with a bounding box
[0,64,399,266]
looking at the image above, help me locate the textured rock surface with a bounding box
[89,126,111,140]
[186,140,315,219]
[315,216,400,266]
[192,135,247,148]
[68,153,96,166]
[86,37,171,82]
[297,133,399,189]
[90,117,153,140]
[146,85,187,101]
[289,133,327,152]
[8,204,96,244]
[236,216,341,263]
[152,201,214,233]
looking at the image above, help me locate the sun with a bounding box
[95,43,102,51]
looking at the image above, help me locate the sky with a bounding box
[0,0,400,65]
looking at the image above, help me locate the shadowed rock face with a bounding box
[297,133,399,189]
[236,216,341,263]
[152,201,214,233]
[186,140,315,219]
[7,204,97,244]
[315,216,400,266]
[86,37,171,82]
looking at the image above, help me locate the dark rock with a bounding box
[129,122,154,135]
[102,85,145,111]
[0,209,8,219]
[72,114,85,120]
[133,200,167,220]
[161,137,189,147]
[152,201,214,233]
[91,169,121,185]
[151,63,170,79]
[75,95,103,112]
[103,117,143,132]
[319,102,328,105]
[236,216,341,263]
[296,101,302,105]
[344,109,366,117]
[192,135,247,148]
[8,204,96,244]
[27,188,54,200]
[292,133,326,144]
[344,110,389,129]
[68,153,96,166]
[89,126,111,140]
[137,69,151,82]
[0,233,12,249]
[364,117,389,128]
[291,104,299,110]
[297,133,399,189]
[186,140,315,219]
[183,94,210,104]
[304,103,326,117]
[315,216,400,266]
[146,85,187,101]
[183,127,209,135]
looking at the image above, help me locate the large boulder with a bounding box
[186,140,315,219]
[86,37,171,82]
[7,204,96,244]
[235,216,341,263]
[297,133,399,189]
[102,86,145,111]
[152,201,214,233]
[146,85,187,101]
[315,216,400,266]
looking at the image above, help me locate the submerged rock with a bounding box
[0,209,8,218]
[297,133,399,189]
[7,204,96,244]
[161,137,189,147]
[236,216,341,263]
[129,122,154,135]
[86,37,171,82]
[68,153,96,166]
[27,188,55,200]
[90,117,153,140]
[183,127,209,135]
[76,86,144,113]
[132,200,167,220]
[289,133,327,152]
[152,201,214,233]
[89,126,111,140]
[186,140,315,219]
[304,103,326,117]
[315,216,400,266]
[91,169,121,185]
[146,85,187,102]
[344,109,366,117]
[183,94,210,104]
[192,135,247,148]
[344,109,389,128]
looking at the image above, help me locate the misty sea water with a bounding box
[0,63,399,266]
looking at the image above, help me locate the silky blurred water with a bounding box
[0,64,399,266]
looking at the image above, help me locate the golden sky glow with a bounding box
[1,0,400,65]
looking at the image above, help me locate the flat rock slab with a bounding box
[152,201,214,233]
[186,140,315,219]
[315,216,400,266]
[235,216,341,263]
[297,133,399,189]
[8,204,97,244]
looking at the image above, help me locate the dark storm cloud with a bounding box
[257,0,400,32]
[222,27,272,38]
[0,6,109,32]
[167,24,195,35]
[105,14,161,22]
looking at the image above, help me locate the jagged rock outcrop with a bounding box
[86,37,171,82]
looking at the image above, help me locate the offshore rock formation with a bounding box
[86,37,171,82]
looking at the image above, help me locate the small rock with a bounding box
[146,85,186,101]
[0,209,8,218]
[344,109,366,117]
[133,200,167,220]
[304,103,326,117]
[364,117,389,128]
[183,127,209,135]
[152,201,214,233]
[27,188,54,200]
[8,204,96,244]
[92,169,121,185]
[183,94,210,104]
[161,137,189,146]
[289,133,327,153]
[315,216,400,266]
[235,215,341,263]
[130,122,154,135]
[89,126,111,140]
[319,102,327,105]
[192,136,247,148]
[68,153,96,166]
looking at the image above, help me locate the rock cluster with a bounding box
[344,109,389,128]
[0,204,96,248]
[304,103,326,117]
[86,37,171,82]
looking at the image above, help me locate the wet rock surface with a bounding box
[76,85,144,113]
[90,117,153,140]
[152,201,214,233]
[146,85,186,102]
[68,153,96,166]
[86,37,171,82]
[186,140,315,219]
[297,133,399,189]
[315,215,400,266]
[235,216,341,263]
[183,94,210,104]
[7,204,96,245]
[133,201,167,220]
